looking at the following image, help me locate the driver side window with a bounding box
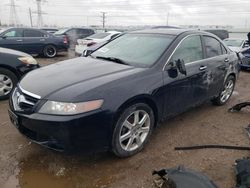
[170,35,203,64]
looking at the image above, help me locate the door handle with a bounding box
[199,66,207,71]
[224,58,229,62]
[16,39,22,42]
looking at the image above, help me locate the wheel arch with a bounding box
[0,65,20,79]
[114,94,159,128]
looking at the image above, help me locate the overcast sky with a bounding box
[0,0,250,28]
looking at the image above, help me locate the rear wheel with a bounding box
[112,103,154,157]
[212,75,235,106]
[0,68,18,100]
[43,45,57,58]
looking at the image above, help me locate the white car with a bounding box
[75,31,121,56]
[223,38,249,52]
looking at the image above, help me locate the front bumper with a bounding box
[8,105,113,152]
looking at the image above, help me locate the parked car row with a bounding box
[7,29,240,157]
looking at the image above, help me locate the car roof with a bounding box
[130,29,208,36]
[106,31,121,34]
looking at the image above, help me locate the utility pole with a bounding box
[101,12,107,29]
[29,8,33,27]
[33,0,47,28]
[166,12,170,26]
[8,0,19,26]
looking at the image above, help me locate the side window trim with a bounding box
[163,34,203,70]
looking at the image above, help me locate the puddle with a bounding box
[3,153,124,188]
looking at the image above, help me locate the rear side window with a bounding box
[3,29,23,37]
[204,36,223,58]
[24,30,44,37]
[170,35,203,64]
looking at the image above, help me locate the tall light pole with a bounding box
[101,12,107,29]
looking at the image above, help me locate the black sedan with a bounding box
[0,28,69,58]
[0,47,39,100]
[9,29,240,157]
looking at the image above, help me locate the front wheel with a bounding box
[212,75,235,106]
[0,68,18,100]
[112,103,154,157]
[43,45,57,58]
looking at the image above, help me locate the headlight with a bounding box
[18,56,38,65]
[38,100,104,115]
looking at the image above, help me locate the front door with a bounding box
[163,35,208,117]
[0,28,24,51]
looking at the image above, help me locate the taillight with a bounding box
[87,42,96,47]
[63,35,68,44]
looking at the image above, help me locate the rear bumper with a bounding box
[8,108,114,153]
[75,45,87,56]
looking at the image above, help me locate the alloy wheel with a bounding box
[45,46,56,57]
[0,74,13,97]
[119,110,151,152]
[220,79,234,103]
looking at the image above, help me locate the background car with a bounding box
[82,41,108,57]
[0,47,39,100]
[75,31,121,56]
[41,28,59,34]
[0,28,69,58]
[239,48,250,70]
[205,29,229,40]
[223,38,249,52]
[9,29,239,157]
[54,27,95,48]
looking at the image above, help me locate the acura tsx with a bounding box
[9,29,240,157]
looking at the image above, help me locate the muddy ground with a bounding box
[1,51,250,188]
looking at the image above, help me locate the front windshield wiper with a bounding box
[95,56,130,65]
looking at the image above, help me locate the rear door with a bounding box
[0,28,24,51]
[163,35,208,117]
[22,29,47,54]
[202,35,228,98]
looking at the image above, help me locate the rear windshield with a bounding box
[88,33,110,39]
[224,39,244,47]
[91,33,175,67]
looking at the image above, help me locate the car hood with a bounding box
[19,57,143,100]
[0,47,31,57]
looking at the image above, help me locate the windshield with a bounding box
[224,39,244,47]
[54,28,68,35]
[91,33,174,67]
[88,33,110,39]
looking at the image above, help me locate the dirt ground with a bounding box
[1,51,250,188]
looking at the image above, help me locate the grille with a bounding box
[12,86,40,112]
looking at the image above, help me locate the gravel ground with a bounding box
[0,52,250,188]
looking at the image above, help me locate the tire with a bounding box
[112,103,155,157]
[0,68,18,100]
[212,75,236,106]
[43,45,57,58]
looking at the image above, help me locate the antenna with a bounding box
[8,0,19,26]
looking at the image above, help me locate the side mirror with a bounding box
[176,59,187,75]
[244,42,249,48]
